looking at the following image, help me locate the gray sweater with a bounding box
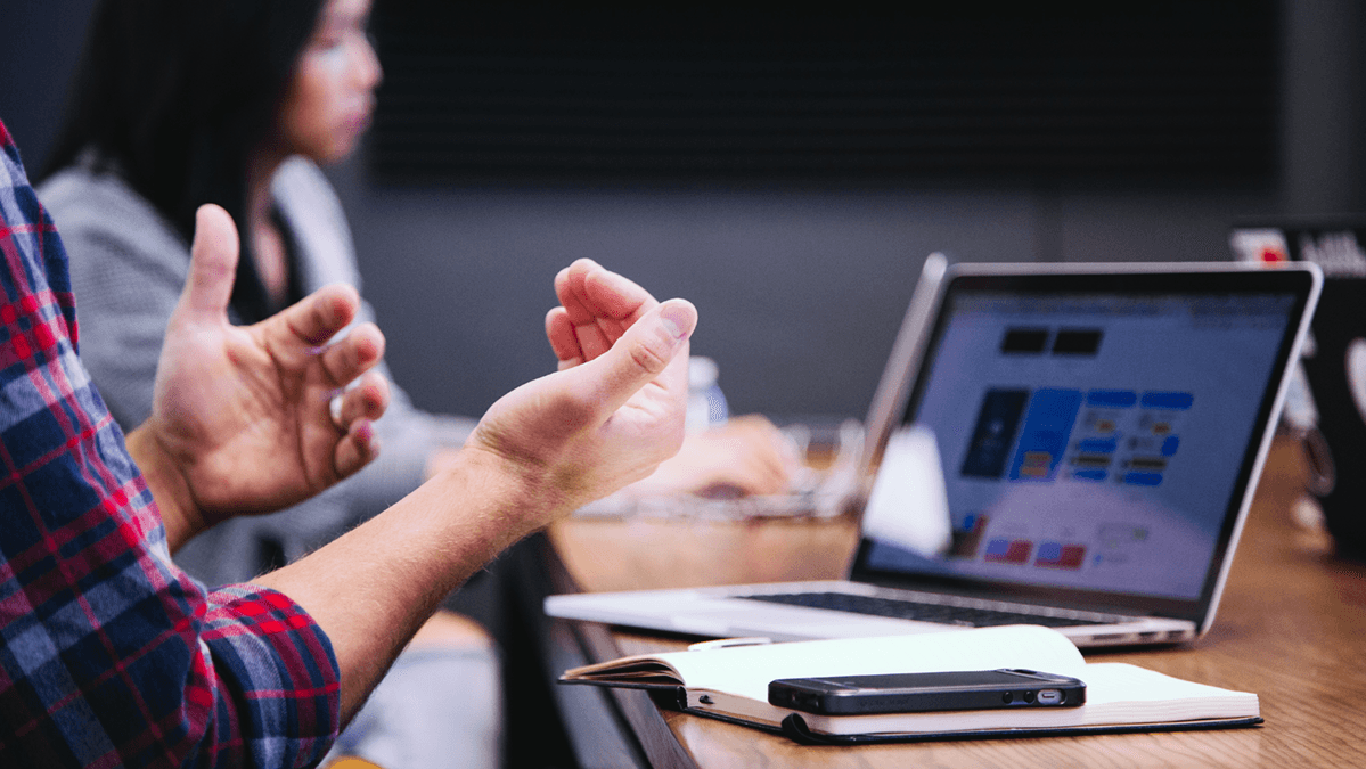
[39,156,476,585]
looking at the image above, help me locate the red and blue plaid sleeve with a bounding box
[0,120,341,767]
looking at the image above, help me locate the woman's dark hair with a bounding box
[40,0,327,322]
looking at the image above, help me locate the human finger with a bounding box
[266,283,363,351]
[572,262,658,360]
[317,321,386,387]
[178,204,240,321]
[334,417,381,478]
[749,452,797,494]
[335,370,390,427]
[546,307,584,369]
[737,418,804,471]
[711,442,792,496]
[552,261,618,360]
[568,298,696,416]
[553,261,598,324]
[746,438,801,493]
[580,263,654,323]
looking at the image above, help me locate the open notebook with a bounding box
[559,626,1261,743]
[547,260,1321,647]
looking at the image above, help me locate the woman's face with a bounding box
[280,0,382,164]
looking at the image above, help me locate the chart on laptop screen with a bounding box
[862,290,1297,601]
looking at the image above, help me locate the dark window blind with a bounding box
[368,1,1277,187]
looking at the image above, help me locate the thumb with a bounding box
[579,298,697,414]
[177,204,239,320]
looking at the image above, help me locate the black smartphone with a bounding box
[768,669,1086,715]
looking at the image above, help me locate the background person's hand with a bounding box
[629,415,802,499]
[131,204,389,546]
[463,259,697,522]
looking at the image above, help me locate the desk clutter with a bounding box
[558,626,1259,744]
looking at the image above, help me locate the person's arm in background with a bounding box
[627,414,801,498]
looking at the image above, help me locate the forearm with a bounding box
[253,446,559,721]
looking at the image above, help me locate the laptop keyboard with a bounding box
[740,591,1110,629]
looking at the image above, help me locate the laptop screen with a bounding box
[854,266,1318,621]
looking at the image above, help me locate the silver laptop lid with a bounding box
[853,261,1321,633]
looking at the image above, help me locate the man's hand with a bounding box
[128,205,389,548]
[463,259,697,520]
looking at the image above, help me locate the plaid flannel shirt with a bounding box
[0,120,340,767]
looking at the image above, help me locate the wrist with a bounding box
[437,442,577,539]
[125,424,205,551]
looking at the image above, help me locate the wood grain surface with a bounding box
[554,438,1366,768]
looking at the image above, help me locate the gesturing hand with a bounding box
[133,205,389,545]
[465,259,697,523]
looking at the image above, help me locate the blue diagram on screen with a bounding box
[960,387,1192,487]
[1006,389,1083,481]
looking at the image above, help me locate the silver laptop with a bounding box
[546,259,1322,648]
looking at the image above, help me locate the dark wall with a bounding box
[366,2,1277,187]
[4,2,1363,422]
[1282,1,1366,214]
[1,0,97,172]
[331,167,1271,420]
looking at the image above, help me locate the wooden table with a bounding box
[541,437,1366,768]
